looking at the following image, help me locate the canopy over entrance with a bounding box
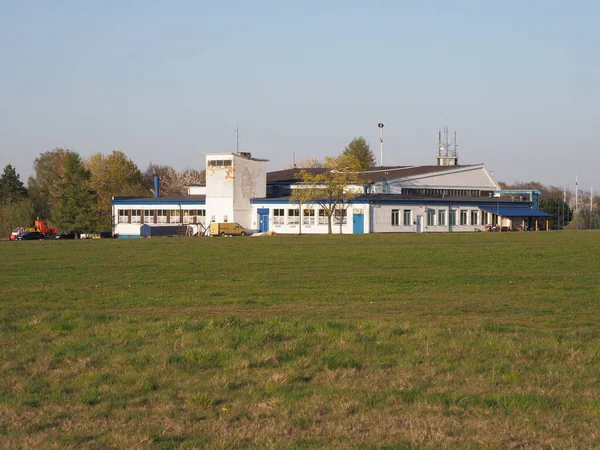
[478,206,551,217]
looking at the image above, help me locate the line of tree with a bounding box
[1,148,206,237]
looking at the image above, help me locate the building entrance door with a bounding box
[353,213,364,234]
[257,208,269,232]
[416,215,423,233]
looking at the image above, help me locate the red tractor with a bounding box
[34,220,58,236]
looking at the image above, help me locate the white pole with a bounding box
[575,176,578,230]
[378,123,384,167]
[380,128,384,166]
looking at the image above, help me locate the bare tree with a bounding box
[284,157,323,169]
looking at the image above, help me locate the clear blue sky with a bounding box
[1,1,598,191]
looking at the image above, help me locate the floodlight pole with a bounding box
[378,123,384,166]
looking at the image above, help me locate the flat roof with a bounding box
[112,195,206,204]
[479,206,551,217]
[252,195,531,204]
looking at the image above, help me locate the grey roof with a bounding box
[266,164,482,184]
[253,194,529,204]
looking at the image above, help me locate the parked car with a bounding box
[9,227,25,240]
[15,231,46,240]
[54,231,77,240]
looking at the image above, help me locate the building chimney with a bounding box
[154,176,160,198]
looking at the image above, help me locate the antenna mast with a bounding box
[436,125,458,166]
[234,126,242,153]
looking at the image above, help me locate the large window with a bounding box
[334,209,347,225]
[287,208,299,225]
[470,210,478,226]
[303,209,315,225]
[449,210,457,226]
[391,209,399,226]
[427,209,435,226]
[131,209,141,224]
[118,209,128,224]
[157,209,167,224]
[170,210,181,224]
[481,211,489,225]
[182,209,205,224]
[403,210,412,226]
[273,208,284,225]
[438,210,446,226]
[143,210,154,224]
[460,210,468,226]
[318,209,328,225]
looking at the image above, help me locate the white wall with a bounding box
[188,186,206,195]
[205,153,267,230]
[371,204,487,233]
[205,154,235,225]
[233,154,266,229]
[250,202,369,234]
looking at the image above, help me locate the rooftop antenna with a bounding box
[436,125,458,166]
[293,152,296,169]
[234,126,242,153]
[378,123,384,166]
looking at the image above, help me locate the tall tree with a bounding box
[342,137,375,170]
[0,164,28,204]
[288,177,315,235]
[292,155,368,234]
[87,151,147,230]
[52,152,98,233]
[0,198,35,238]
[28,148,71,219]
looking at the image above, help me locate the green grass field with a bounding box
[1,232,599,449]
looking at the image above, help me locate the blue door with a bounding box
[353,213,364,234]
[258,208,269,232]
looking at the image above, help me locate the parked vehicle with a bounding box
[15,231,46,241]
[9,227,26,241]
[33,220,58,236]
[209,222,246,236]
[54,231,77,239]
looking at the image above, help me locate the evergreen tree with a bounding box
[342,137,376,170]
[52,153,98,232]
[0,164,28,204]
[28,148,71,218]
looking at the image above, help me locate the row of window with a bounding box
[207,159,232,167]
[117,209,206,224]
[117,208,349,226]
[392,209,492,227]
[272,208,347,225]
[402,188,483,197]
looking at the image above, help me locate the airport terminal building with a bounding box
[112,151,550,237]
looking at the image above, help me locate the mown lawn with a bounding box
[1,232,599,449]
